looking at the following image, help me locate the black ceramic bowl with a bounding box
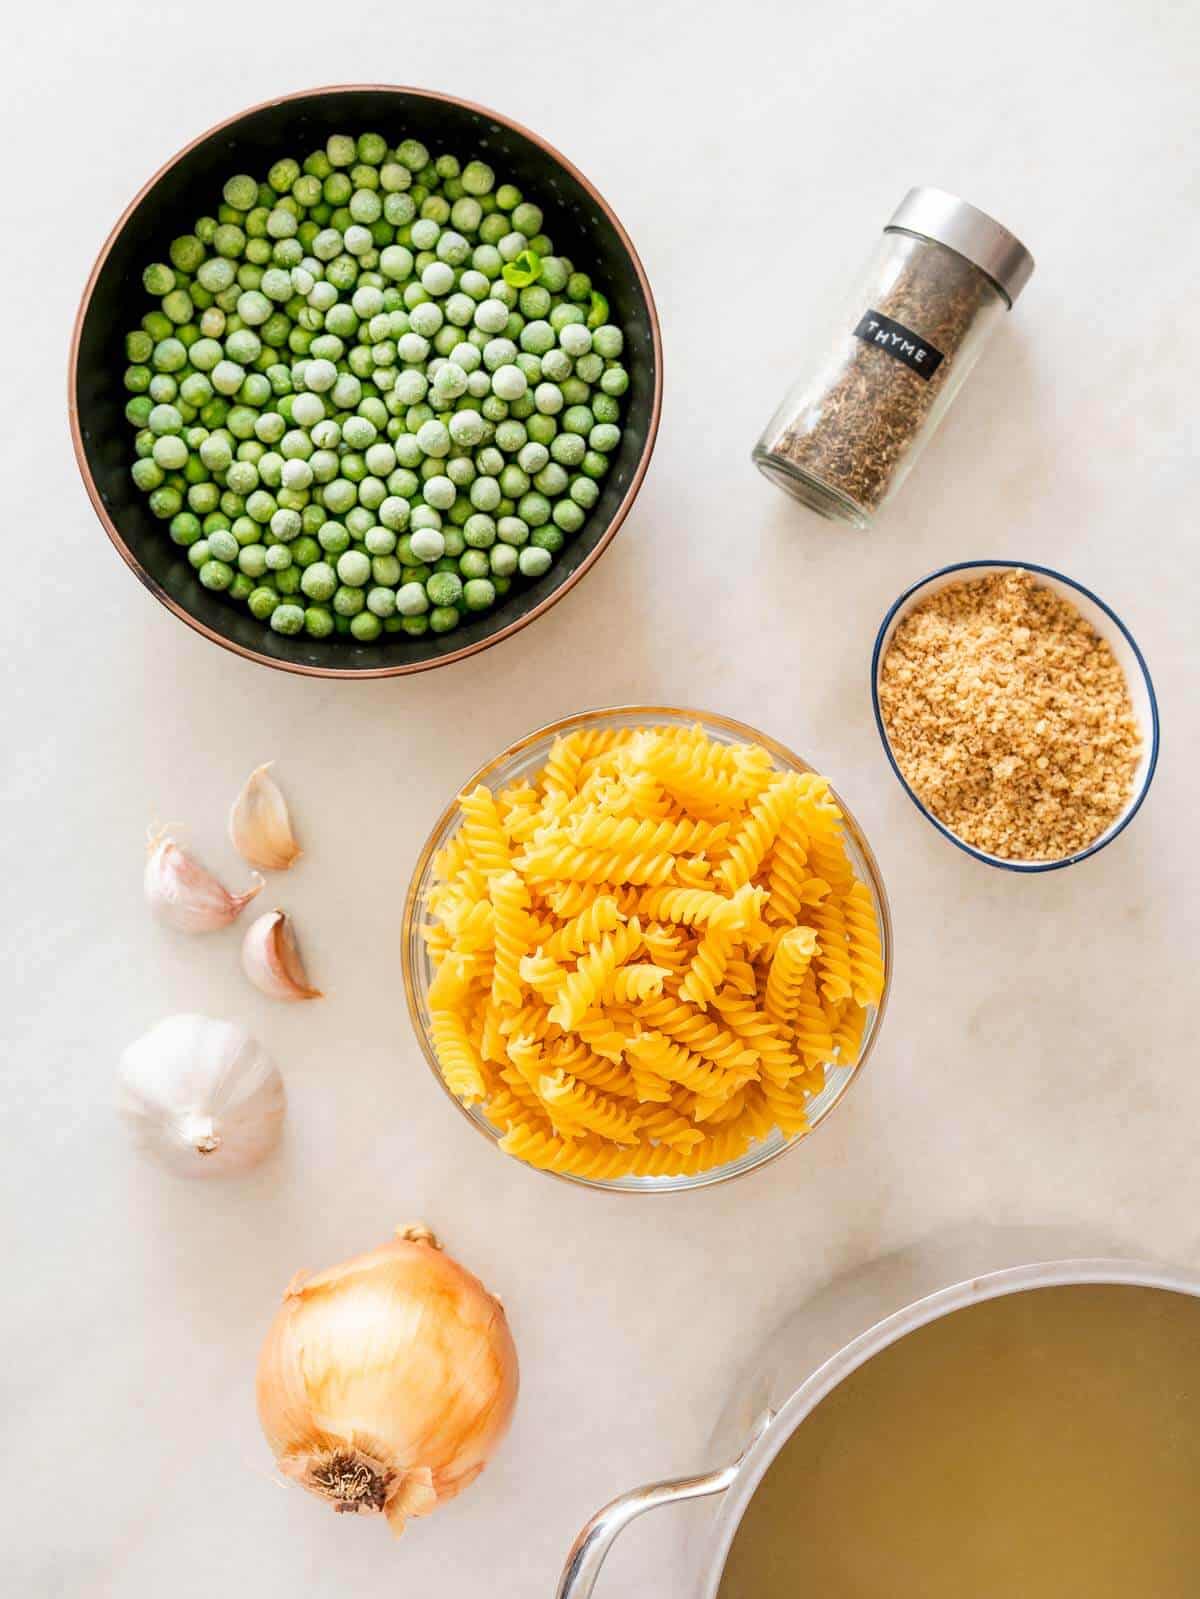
[70,85,662,678]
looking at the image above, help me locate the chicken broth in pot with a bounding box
[717,1284,1200,1598]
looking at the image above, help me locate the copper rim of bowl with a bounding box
[401,705,894,1192]
[68,84,664,680]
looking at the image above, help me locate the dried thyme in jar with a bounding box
[754,188,1034,527]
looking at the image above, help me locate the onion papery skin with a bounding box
[256,1230,518,1534]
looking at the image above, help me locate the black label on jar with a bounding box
[853,310,945,380]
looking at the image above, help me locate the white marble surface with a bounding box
[5,1,1199,1592]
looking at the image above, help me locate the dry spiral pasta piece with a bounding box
[490,869,533,1008]
[807,896,853,1004]
[548,920,644,1031]
[843,880,885,1007]
[605,963,671,1004]
[756,1072,811,1138]
[831,1001,867,1063]
[638,885,731,926]
[764,819,810,925]
[712,989,801,1084]
[517,837,677,887]
[430,1010,487,1105]
[459,785,511,878]
[541,734,591,800]
[567,811,730,857]
[555,1047,641,1100]
[627,1031,752,1102]
[518,949,567,1000]
[636,995,757,1070]
[538,1071,643,1144]
[764,925,819,1025]
[791,974,836,1066]
[542,893,625,961]
[716,775,800,892]
[679,884,766,1007]
[569,1007,631,1063]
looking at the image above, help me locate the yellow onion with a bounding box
[256,1226,518,1534]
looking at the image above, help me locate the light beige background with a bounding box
[4,0,1198,1592]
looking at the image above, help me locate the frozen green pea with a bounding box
[366,585,397,618]
[305,605,335,638]
[247,586,278,620]
[415,419,450,458]
[489,543,518,577]
[300,562,337,601]
[551,432,586,467]
[531,522,566,552]
[432,363,468,401]
[492,364,527,401]
[468,476,501,512]
[593,324,623,359]
[426,571,462,607]
[323,478,357,514]
[372,555,402,586]
[559,321,592,358]
[153,338,188,373]
[319,521,352,555]
[424,475,456,510]
[198,558,234,591]
[462,576,497,610]
[600,365,629,396]
[429,605,460,634]
[554,498,586,533]
[409,527,445,563]
[516,491,551,527]
[589,423,621,454]
[463,513,497,549]
[518,546,553,579]
[337,549,371,586]
[169,511,200,545]
[239,544,269,578]
[396,580,429,616]
[207,529,239,563]
[333,583,365,616]
[365,526,397,556]
[152,435,189,471]
[269,603,305,635]
[461,160,494,196]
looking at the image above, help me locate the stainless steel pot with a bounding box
[556,1258,1200,1598]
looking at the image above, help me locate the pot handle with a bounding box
[555,1412,773,1599]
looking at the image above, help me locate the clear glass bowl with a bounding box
[402,707,893,1192]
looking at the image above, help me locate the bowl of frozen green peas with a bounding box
[71,86,662,677]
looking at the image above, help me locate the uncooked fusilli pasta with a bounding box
[419,722,886,1179]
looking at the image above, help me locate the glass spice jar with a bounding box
[753,188,1034,527]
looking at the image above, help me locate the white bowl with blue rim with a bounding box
[870,560,1159,872]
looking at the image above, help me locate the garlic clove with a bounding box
[229,763,302,872]
[242,909,322,1002]
[118,1014,286,1177]
[145,831,263,932]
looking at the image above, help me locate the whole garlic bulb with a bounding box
[118,1015,285,1178]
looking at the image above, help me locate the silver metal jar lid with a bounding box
[886,187,1035,305]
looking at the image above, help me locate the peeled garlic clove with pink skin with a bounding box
[118,1014,286,1178]
[242,909,323,1002]
[144,831,264,932]
[229,763,302,872]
